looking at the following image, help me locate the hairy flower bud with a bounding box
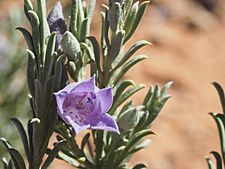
[60,31,81,58]
[118,107,141,132]
[47,1,67,48]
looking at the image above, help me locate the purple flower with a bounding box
[54,76,120,134]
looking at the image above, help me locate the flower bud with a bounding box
[60,31,81,58]
[118,107,140,132]
[47,2,67,48]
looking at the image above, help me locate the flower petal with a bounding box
[70,76,95,93]
[54,82,77,95]
[96,87,113,113]
[54,91,68,122]
[90,114,120,134]
[66,116,90,134]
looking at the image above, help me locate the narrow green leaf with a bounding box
[109,84,145,115]
[126,130,153,151]
[113,40,150,70]
[41,140,67,169]
[205,156,215,169]
[124,2,138,35]
[112,55,148,85]
[212,82,225,114]
[80,43,95,61]
[160,81,173,98]
[8,149,26,169]
[81,133,91,151]
[16,27,34,51]
[27,50,36,97]
[24,0,33,11]
[108,2,122,32]
[132,163,147,169]
[28,10,40,57]
[54,55,63,91]
[143,85,153,105]
[210,151,223,169]
[70,0,79,36]
[44,33,56,83]
[108,30,125,65]
[88,36,101,71]
[113,80,135,102]
[210,113,225,167]
[79,18,88,42]
[86,0,96,35]
[124,1,150,43]
[24,0,33,22]
[128,139,151,154]
[124,0,134,18]
[10,118,31,165]
[37,0,50,60]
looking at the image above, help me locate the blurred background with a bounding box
[1,0,225,169]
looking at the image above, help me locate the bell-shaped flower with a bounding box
[54,76,120,134]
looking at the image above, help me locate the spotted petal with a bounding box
[66,116,90,134]
[90,114,120,134]
[96,87,113,113]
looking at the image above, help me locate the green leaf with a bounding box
[81,133,91,151]
[108,2,123,32]
[124,2,138,36]
[24,0,33,11]
[112,55,148,85]
[8,149,26,169]
[26,50,36,97]
[108,30,125,65]
[212,82,225,114]
[124,1,150,43]
[210,151,222,169]
[210,113,225,167]
[28,10,40,57]
[37,0,50,59]
[205,156,215,169]
[143,85,153,105]
[132,163,147,169]
[160,81,173,98]
[10,118,31,165]
[44,33,56,83]
[2,158,13,169]
[70,0,79,36]
[86,0,96,36]
[125,130,153,151]
[16,27,34,51]
[88,36,101,71]
[79,18,88,42]
[113,80,135,103]
[0,139,26,169]
[109,84,145,115]
[101,10,110,56]
[80,43,95,61]
[54,55,63,91]
[24,0,33,22]
[114,40,150,70]
[128,139,151,154]
[41,140,67,169]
